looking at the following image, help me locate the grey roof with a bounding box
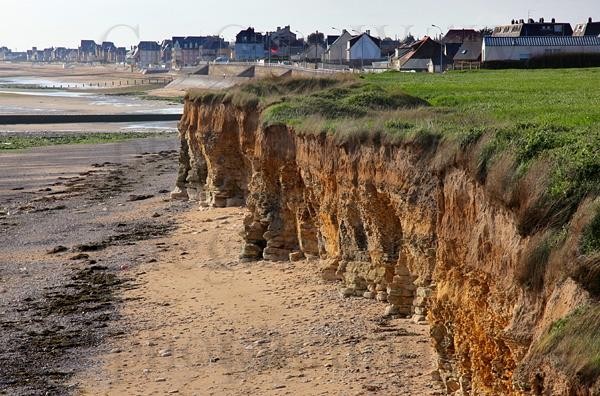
[400,58,431,70]
[326,35,340,46]
[453,41,482,61]
[484,36,600,47]
[349,33,381,48]
[137,41,161,51]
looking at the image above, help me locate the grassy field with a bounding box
[367,68,600,127]
[191,70,599,225]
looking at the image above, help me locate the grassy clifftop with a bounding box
[186,68,600,389]
[187,69,599,242]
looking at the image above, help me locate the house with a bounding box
[482,36,600,63]
[442,29,481,60]
[52,47,68,62]
[161,40,172,65]
[79,40,98,62]
[100,42,117,63]
[0,46,9,60]
[492,18,573,37]
[380,38,401,57]
[399,58,434,72]
[133,41,161,68]
[573,17,600,36]
[42,48,54,62]
[171,36,219,68]
[3,51,27,61]
[266,26,303,59]
[453,41,483,69]
[292,43,326,62]
[115,47,127,63]
[172,37,204,67]
[392,36,449,72]
[234,28,265,61]
[347,31,382,66]
[199,36,228,61]
[323,30,353,64]
[27,47,41,62]
[65,49,79,62]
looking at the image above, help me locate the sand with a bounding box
[73,206,442,396]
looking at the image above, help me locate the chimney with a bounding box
[511,19,515,24]
[366,29,371,35]
[552,18,556,23]
[539,17,544,23]
[528,18,534,23]
[589,17,593,23]
[520,19,525,24]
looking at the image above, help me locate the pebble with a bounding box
[256,349,268,358]
[384,305,400,317]
[110,348,122,354]
[155,378,167,382]
[273,384,286,390]
[48,245,68,255]
[159,349,172,357]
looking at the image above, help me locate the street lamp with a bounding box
[331,27,343,66]
[431,24,443,73]
[294,30,307,66]
[352,29,364,71]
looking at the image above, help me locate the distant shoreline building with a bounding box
[234,28,265,61]
[482,36,600,62]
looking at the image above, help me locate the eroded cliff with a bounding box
[174,95,599,395]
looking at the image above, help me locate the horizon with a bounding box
[1,0,599,51]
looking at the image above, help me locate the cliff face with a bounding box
[176,100,596,395]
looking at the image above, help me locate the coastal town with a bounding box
[2,17,600,73]
[1,1,600,394]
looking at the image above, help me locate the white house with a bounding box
[323,30,353,64]
[347,32,382,63]
[482,36,600,62]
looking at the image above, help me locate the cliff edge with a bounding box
[174,76,600,395]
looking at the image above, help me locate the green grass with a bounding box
[0,132,170,151]
[582,205,600,255]
[366,69,600,127]
[535,305,600,384]
[187,70,600,243]
[366,69,600,239]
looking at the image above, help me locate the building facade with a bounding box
[482,36,600,62]
[492,18,573,37]
[573,18,600,36]
[234,28,265,61]
[347,32,382,63]
[323,30,353,64]
[134,41,161,68]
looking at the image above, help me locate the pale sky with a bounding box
[1,0,599,50]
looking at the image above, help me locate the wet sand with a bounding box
[1,137,442,395]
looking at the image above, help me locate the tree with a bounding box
[400,33,416,45]
[307,32,325,46]
[479,27,494,36]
